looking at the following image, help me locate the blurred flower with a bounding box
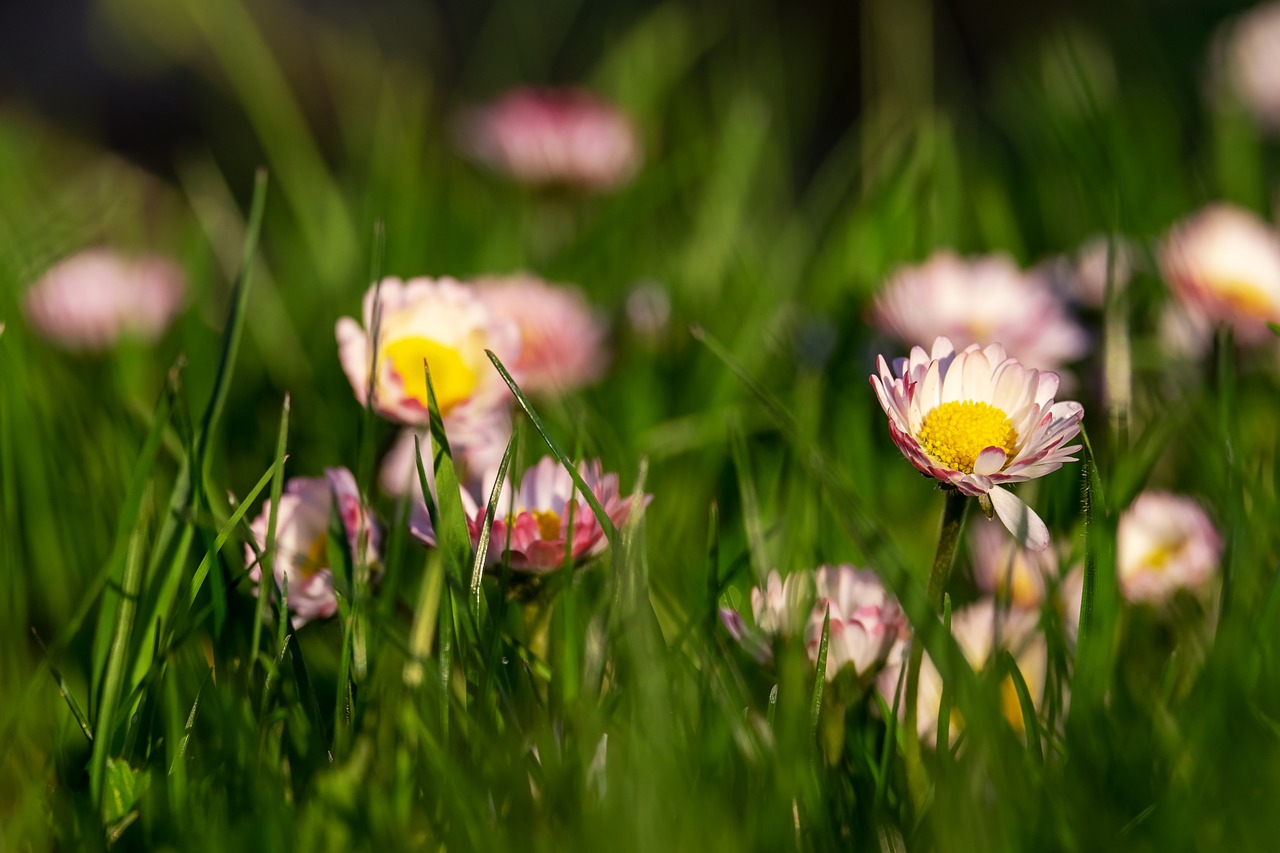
[474,273,608,396]
[379,411,513,501]
[870,337,1084,550]
[456,87,640,191]
[22,248,185,352]
[336,277,519,429]
[1058,566,1084,644]
[411,455,650,573]
[1044,236,1135,309]
[1158,300,1216,361]
[246,468,381,627]
[721,566,906,682]
[877,600,1047,745]
[870,251,1089,372]
[1217,1,1280,132]
[1117,491,1222,605]
[970,521,1060,608]
[1158,204,1280,344]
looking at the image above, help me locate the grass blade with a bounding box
[250,393,291,686]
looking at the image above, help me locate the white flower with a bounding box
[870,337,1085,550]
[1118,491,1222,605]
[969,521,1060,608]
[474,273,609,396]
[246,468,380,627]
[335,277,519,428]
[22,248,185,352]
[870,251,1089,372]
[1158,204,1280,344]
[877,600,1047,746]
[721,566,907,682]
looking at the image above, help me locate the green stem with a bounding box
[902,488,970,814]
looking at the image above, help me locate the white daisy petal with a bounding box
[988,486,1051,552]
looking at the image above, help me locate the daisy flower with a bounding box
[1215,1,1280,132]
[721,565,907,682]
[335,277,520,428]
[1117,491,1222,605]
[870,336,1085,551]
[411,455,650,573]
[246,468,381,627]
[870,251,1089,373]
[23,248,185,352]
[969,521,1061,608]
[474,273,609,396]
[455,87,641,191]
[1158,204,1280,345]
[877,599,1048,745]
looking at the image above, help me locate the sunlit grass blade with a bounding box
[1001,650,1043,763]
[486,349,617,542]
[809,606,830,744]
[728,415,769,583]
[185,460,278,612]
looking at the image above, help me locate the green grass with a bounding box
[3,0,1280,849]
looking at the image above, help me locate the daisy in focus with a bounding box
[870,251,1088,373]
[720,565,907,683]
[474,273,609,396]
[1158,204,1280,345]
[455,87,641,191]
[877,599,1048,745]
[335,277,520,429]
[1117,491,1222,605]
[23,248,185,352]
[246,468,381,627]
[412,455,650,573]
[870,336,1085,550]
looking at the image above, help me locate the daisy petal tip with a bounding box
[987,486,1051,552]
[973,446,1007,476]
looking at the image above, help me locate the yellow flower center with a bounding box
[532,509,561,540]
[1141,540,1184,573]
[917,401,1018,475]
[382,335,477,415]
[290,532,329,578]
[1212,277,1274,319]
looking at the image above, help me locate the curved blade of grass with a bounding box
[185,460,277,611]
[470,429,518,624]
[1001,649,1043,764]
[31,628,92,743]
[485,349,617,543]
[809,605,831,744]
[89,492,152,812]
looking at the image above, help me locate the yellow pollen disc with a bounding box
[291,532,329,578]
[382,336,477,414]
[532,509,561,540]
[1211,277,1274,319]
[1141,540,1183,573]
[917,401,1018,475]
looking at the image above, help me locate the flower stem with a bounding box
[902,489,970,814]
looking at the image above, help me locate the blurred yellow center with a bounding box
[1212,277,1274,318]
[1142,540,1183,573]
[917,401,1018,474]
[383,336,476,414]
[291,533,328,578]
[532,509,561,540]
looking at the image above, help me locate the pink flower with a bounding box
[456,87,641,191]
[877,599,1048,745]
[246,468,381,627]
[1117,491,1222,605]
[411,456,650,573]
[870,337,1085,550]
[335,277,519,428]
[720,566,907,681]
[1158,204,1280,345]
[870,251,1089,373]
[1216,2,1280,132]
[474,273,609,396]
[22,248,185,352]
[969,521,1061,608]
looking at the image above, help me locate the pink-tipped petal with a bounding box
[973,446,1008,476]
[988,486,1051,552]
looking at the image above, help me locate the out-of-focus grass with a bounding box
[1,0,1280,850]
